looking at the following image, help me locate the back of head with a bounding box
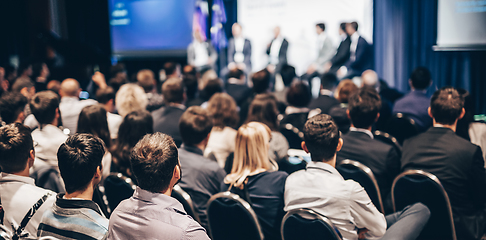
[110,63,126,79]
[207,93,239,129]
[60,78,81,97]
[251,69,271,93]
[163,62,179,77]
[281,64,296,87]
[410,66,432,90]
[179,106,213,146]
[115,83,148,117]
[182,74,198,99]
[303,114,340,162]
[162,78,184,104]
[117,110,154,149]
[228,68,245,81]
[361,70,379,88]
[137,69,156,93]
[30,90,60,125]
[286,81,311,108]
[348,87,382,128]
[0,92,28,124]
[201,78,223,101]
[95,86,116,104]
[77,105,111,148]
[430,87,464,125]
[335,79,358,103]
[226,122,272,188]
[0,123,33,173]
[11,77,34,93]
[57,134,105,193]
[130,133,179,193]
[247,93,279,131]
[321,72,338,90]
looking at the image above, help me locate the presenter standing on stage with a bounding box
[266,26,288,75]
[187,29,218,72]
[227,23,252,77]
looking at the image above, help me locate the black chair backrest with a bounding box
[171,185,201,224]
[385,113,419,144]
[336,160,384,213]
[281,208,342,240]
[279,123,304,150]
[392,170,456,240]
[103,173,136,211]
[374,130,402,155]
[279,149,308,175]
[93,185,111,218]
[207,191,264,240]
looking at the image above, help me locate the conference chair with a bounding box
[392,170,456,240]
[281,208,342,240]
[374,130,402,156]
[279,123,304,150]
[385,113,419,144]
[103,173,136,211]
[207,191,264,240]
[171,185,201,224]
[336,159,385,213]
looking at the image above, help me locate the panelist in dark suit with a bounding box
[152,78,186,147]
[401,87,486,240]
[343,22,372,78]
[266,26,288,75]
[227,23,252,77]
[329,22,351,74]
[336,87,401,212]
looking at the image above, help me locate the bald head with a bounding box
[60,78,81,97]
[361,70,379,88]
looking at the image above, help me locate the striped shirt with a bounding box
[37,194,108,240]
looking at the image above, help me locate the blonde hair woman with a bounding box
[115,83,148,117]
[222,121,288,240]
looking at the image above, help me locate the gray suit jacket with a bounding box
[187,41,217,69]
[227,38,252,71]
[314,37,335,73]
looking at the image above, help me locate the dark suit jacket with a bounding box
[308,95,339,114]
[330,36,351,73]
[225,83,252,106]
[152,105,185,147]
[393,90,432,131]
[337,130,401,205]
[266,38,288,73]
[402,127,486,239]
[345,36,372,74]
[227,38,252,71]
[178,145,226,230]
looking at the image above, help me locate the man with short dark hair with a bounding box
[308,72,339,114]
[0,123,56,238]
[37,133,108,239]
[393,66,433,131]
[342,21,372,78]
[225,68,251,106]
[178,106,226,230]
[96,86,122,139]
[107,133,210,240]
[285,114,430,240]
[152,78,186,147]
[0,92,28,124]
[336,87,400,210]
[137,69,164,112]
[402,87,486,239]
[59,78,97,134]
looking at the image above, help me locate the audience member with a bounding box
[239,69,271,125]
[11,77,36,99]
[178,106,226,230]
[137,69,164,111]
[0,92,27,124]
[401,87,486,239]
[199,78,224,108]
[328,79,358,133]
[59,78,97,134]
[273,64,297,102]
[96,86,123,139]
[182,73,198,107]
[223,122,288,240]
[0,123,56,239]
[18,61,33,80]
[152,78,186,146]
[32,62,50,92]
[328,22,351,73]
[115,83,148,117]
[280,81,311,132]
[393,66,433,131]
[361,70,392,130]
[308,72,339,114]
[247,94,289,162]
[107,133,210,239]
[77,105,113,179]
[284,114,430,240]
[111,110,153,179]
[37,134,108,239]
[205,93,239,167]
[225,68,251,106]
[108,63,128,93]
[336,87,400,211]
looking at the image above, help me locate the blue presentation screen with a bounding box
[109,0,195,58]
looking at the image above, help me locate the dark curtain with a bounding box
[374,0,486,113]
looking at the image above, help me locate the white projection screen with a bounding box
[237,0,373,75]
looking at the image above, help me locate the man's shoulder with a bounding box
[179,149,221,172]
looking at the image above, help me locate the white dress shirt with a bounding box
[284,161,386,240]
[59,96,98,135]
[349,32,360,61]
[0,173,56,238]
[107,112,123,139]
[193,41,209,67]
[269,36,284,65]
[234,37,245,63]
[31,124,68,167]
